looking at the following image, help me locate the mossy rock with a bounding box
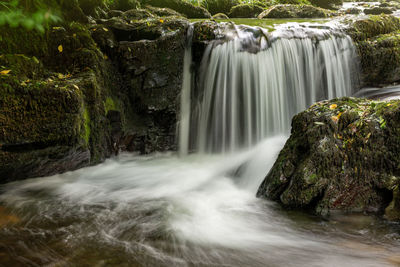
[140,0,211,18]
[258,4,332,18]
[228,4,264,18]
[364,7,393,15]
[201,0,240,15]
[355,30,400,86]
[144,5,185,17]
[0,77,84,146]
[345,7,361,14]
[257,97,400,221]
[346,15,400,41]
[310,0,343,9]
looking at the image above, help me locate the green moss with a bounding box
[83,107,91,144]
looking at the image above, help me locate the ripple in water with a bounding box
[0,136,399,266]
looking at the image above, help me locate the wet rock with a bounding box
[144,5,185,17]
[257,97,400,221]
[258,4,333,19]
[201,0,240,15]
[310,0,343,9]
[345,8,361,15]
[228,4,264,18]
[141,0,211,18]
[346,15,400,86]
[364,7,393,15]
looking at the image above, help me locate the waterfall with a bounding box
[180,23,358,154]
[179,24,194,156]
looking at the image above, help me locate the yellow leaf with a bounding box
[331,115,339,123]
[103,27,109,32]
[104,54,108,60]
[58,45,63,53]
[57,73,65,79]
[53,26,62,30]
[73,33,77,38]
[387,103,392,106]
[73,84,79,90]
[329,104,337,110]
[0,70,11,75]
[337,112,342,119]
[92,28,97,31]
[159,19,164,23]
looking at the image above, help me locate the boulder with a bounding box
[144,5,185,17]
[364,7,393,15]
[345,8,361,15]
[140,0,211,18]
[258,4,332,18]
[228,4,264,18]
[310,0,343,9]
[201,0,240,15]
[257,97,400,221]
[346,15,400,86]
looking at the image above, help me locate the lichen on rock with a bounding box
[258,4,333,19]
[257,97,400,221]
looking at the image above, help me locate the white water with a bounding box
[183,24,358,153]
[1,138,398,266]
[1,23,399,266]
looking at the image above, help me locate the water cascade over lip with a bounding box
[1,21,398,267]
[180,22,359,154]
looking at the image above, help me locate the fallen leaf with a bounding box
[58,45,63,53]
[159,19,164,23]
[0,70,11,75]
[73,84,79,89]
[329,104,337,110]
[387,103,392,106]
[331,115,339,123]
[103,27,109,32]
[57,73,65,79]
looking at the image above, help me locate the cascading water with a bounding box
[0,22,399,267]
[181,23,358,154]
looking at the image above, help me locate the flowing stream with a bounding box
[0,22,399,266]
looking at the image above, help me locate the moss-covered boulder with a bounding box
[140,0,211,18]
[257,97,400,221]
[364,7,393,15]
[144,5,185,17]
[346,15,400,86]
[258,4,333,18]
[310,0,343,9]
[201,0,240,15]
[228,4,264,18]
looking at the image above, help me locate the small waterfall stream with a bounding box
[0,22,398,267]
[180,23,358,154]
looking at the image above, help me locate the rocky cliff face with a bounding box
[0,5,192,181]
[257,97,400,221]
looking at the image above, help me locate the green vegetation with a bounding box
[0,0,60,32]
